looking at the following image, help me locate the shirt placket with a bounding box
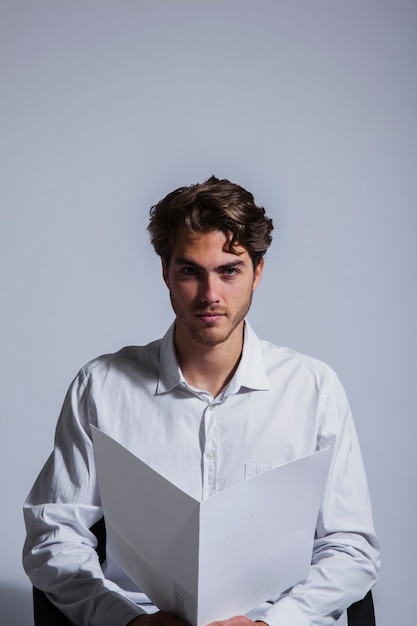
[202,401,219,500]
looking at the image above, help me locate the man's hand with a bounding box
[206,617,268,626]
[127,613,269,626]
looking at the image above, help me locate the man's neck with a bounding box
[174,325,244,398]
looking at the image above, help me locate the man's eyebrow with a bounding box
[217,260,245,271]
[174,258,245,271]
[174,257,203,269]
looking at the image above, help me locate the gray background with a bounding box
[1,1,416,624]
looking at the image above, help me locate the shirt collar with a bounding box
[156,322,183,394]
[225,320,270,395]
[156,320,270,396]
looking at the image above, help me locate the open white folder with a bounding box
[91,426,332,626]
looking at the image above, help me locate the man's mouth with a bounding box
[195,312,225,323]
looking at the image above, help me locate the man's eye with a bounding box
[223,267,238,276]
[182,267,197,275]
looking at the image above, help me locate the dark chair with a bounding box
[33,517,376,626]
[347,590,376,626]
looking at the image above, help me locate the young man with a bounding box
[23,176,380,626]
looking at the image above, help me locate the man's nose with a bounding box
[200,275,220,304]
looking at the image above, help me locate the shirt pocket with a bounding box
[245,462,273,480]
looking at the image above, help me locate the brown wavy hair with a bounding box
[148,176,273,267]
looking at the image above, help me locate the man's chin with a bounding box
[190,326,230,346]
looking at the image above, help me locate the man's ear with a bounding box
[161,258,169,287]
[252,258,264,292]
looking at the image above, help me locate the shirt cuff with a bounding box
[90,591,149,626]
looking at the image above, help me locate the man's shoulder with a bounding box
[257,335,338,385]
[78,337,164,379]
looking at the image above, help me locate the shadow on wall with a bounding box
[0,583,33,626]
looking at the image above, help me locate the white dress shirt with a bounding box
[23,321,380,626]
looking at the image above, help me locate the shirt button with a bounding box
[205,452,215,459]
[208,404,215,411]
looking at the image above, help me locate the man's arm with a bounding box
[247,373,380,626]
[23,369,146,626]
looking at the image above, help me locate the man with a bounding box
[23,176,380,626]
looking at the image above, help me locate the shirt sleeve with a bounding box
[22,368,146,626]
[247,372,381,626]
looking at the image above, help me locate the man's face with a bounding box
[162,227,263,349]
